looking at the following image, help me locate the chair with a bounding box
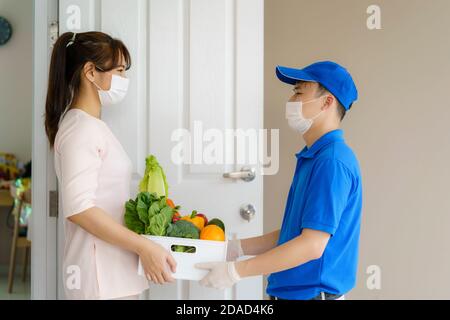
[7,184,31,294]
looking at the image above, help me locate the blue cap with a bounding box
[276,61,358,110]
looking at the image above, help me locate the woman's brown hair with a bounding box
[44,31,131,148]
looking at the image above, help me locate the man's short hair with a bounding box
[317,83,346,121]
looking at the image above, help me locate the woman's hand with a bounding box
[66,207,178,285]
[136,238,177,285]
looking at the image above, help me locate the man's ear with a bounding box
[323,94,335,111]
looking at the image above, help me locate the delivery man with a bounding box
[196,61,362,300]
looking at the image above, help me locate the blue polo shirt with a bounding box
[266,129,362,300]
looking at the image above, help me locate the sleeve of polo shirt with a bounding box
[300,158,353,236]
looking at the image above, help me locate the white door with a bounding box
[55,0,264,300]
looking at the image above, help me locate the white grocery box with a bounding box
[138,235,227,281]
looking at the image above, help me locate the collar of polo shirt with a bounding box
[296,129,345,159]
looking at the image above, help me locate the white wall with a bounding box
[0,0,33,163]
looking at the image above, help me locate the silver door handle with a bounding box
[223,166,256,182]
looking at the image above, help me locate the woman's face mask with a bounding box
[92,69,130,107]
[285,96,325,135]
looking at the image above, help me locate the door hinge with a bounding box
[49,21,59,49]
[49,190,59,218]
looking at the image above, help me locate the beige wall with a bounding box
[0,0,33,163]
[264,0,450,299]
[0,0,33,266]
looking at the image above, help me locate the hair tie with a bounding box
[66,32,77,48]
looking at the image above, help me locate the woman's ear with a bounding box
[83,62,96,83]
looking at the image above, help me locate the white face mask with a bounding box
[92,73,130,107]
[285,97,325,135]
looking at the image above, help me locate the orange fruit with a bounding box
[200,225,225,241]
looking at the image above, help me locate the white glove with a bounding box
[195,262,241,290]
[227,239,244,261]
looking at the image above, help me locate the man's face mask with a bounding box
[92,67,130,107]
[285,96,326,135]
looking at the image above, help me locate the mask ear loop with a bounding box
[307,95,328,121]
[91,65,106,91]
[91,80,103,91]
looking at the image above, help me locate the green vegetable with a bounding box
[167,220,200,239]
[207,218,225,232]
[124,199,145,234]
[136,192,151,224]
[167,220,200,253]
[148,201,160,219]
[139,155,169,197]
[146,206,175,236]
[172,245,196,253]
[124,191,175,236]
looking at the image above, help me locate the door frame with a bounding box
[31,0,59,300]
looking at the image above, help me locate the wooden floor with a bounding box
[0,264,30,300]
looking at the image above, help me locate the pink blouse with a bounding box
[54,108,148,299]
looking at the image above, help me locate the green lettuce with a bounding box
[124,199,145,234]
[146,206,175,236]
[124,192,175,236]
[139,155,169,197]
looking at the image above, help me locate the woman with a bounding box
[44,31,176,300]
